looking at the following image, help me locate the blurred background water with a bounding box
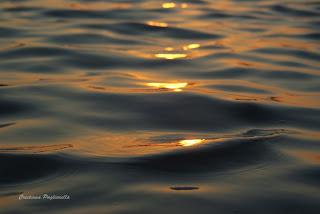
[0,0,320,213]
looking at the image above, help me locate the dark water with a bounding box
[1,0,320,213]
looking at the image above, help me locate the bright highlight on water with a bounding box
[146,82,188,91]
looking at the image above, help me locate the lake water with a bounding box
[1,0,320,213]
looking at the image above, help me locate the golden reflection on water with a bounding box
[162,2,188,9]
[181,3,188,9]
[155,53,187,60]
[285,150,320,165]
[0,1,320,212]
[162,2,176,9]
[153,43,201,60]
[147,82,188,92]
[146,21,168,28]
[70,132,235,157]
[165,47,174,51]
[179,139,205,147]
[0,0,319,156]
[183,43,201,50]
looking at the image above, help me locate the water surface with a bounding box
[1,0,320,213]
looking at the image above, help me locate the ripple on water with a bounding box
[83,22,223,40]
[0,0,320,213]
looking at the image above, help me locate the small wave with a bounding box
[0,154,72,185]
[84,22,222,40]
[0,144,73,154]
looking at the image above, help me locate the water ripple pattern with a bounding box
[0,0,320,213]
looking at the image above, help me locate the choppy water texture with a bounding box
[1,0,320,213]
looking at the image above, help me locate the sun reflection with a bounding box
[146,21,168,28]
[162,2,176,9]
[162,2,188,9]
[183,43,200,50]
[179,139,205,147]
[155,53,187,60]
[147,82,188,92]
[165,47,174,51]
[181,3,188,8]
